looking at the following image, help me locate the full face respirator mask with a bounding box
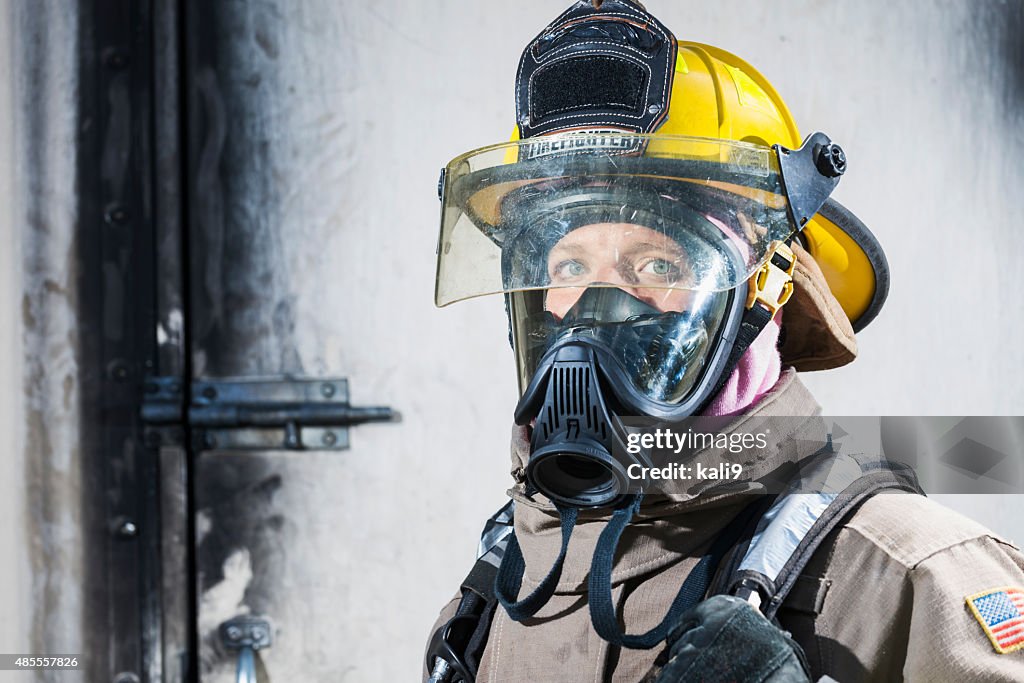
[502,188,749,508]
[514,288,720,508]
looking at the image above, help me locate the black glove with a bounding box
[646,595,812,683]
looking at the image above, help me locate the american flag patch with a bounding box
[966,587,1024,654]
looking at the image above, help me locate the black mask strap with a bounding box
[494,503,579,621]
[494,493,764,649]
[703,304,774,411]
[587,494,765,649]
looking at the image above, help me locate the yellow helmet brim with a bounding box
[803,198,889,333]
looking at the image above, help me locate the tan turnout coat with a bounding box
[425,370,1024,682]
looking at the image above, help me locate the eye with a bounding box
[639,258,682,280]
[552,259,587,281]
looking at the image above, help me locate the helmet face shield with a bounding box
[435,134,796,307]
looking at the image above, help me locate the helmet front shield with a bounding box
[434,132,841,308]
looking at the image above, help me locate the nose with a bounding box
[547,284,649,322]
[591,265,636,289]
[547,280,692,320]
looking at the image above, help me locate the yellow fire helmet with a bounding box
[437,0,883,373]
[623,39,879,370]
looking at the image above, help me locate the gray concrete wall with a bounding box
[2,1,1023,682]
[0,1,30,679]
[1,1,85,682]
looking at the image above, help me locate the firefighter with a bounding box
[425,2,1024,680]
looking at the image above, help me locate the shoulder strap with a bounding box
[426,502,514,683]
[763,462,921,619]
[715,451,923,621]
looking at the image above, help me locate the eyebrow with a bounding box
[551,241,682,254]
[548,243,588,258]
[624,241,678,251]
[621,241,685,258]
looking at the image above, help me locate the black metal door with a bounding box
[82,2,399,681]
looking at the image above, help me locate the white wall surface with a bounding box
[351,1,1024,677]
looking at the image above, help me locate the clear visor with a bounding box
[435,134,796,307]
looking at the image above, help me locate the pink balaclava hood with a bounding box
[702,313,783,417]
[698,211,784,417]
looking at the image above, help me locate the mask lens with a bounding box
[510,284,730,407]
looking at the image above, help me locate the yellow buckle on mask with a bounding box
[745,242,796,316]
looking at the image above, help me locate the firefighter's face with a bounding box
[544,222,696,319]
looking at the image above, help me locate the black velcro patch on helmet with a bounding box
[516,0,677,137]
[531,57,647,120]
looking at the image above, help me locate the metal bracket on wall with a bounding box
[219,616,272,683]
[142,376,398,451]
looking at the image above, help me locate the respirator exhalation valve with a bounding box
[526,345,631,508]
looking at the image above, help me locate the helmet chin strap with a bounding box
[494,244,797,648]
[705,242,796,410]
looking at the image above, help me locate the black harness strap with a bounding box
[426,503,515,682]
[712,458,924,621]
